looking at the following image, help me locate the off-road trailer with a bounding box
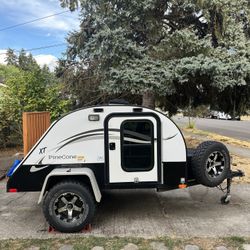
[7,103,243,233]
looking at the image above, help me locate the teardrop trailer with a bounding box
[7,103,244,233]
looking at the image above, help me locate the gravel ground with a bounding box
[0,180,249,239]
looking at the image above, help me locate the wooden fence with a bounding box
[23,112,50,155]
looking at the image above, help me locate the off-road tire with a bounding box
[43,180,96,233]
[191,141,230,187]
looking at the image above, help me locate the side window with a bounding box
[121,120,154,171]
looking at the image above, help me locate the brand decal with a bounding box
[39,147,47,154]
[76,155,85,161]
[48,154,86,162]
[97,156,104,161]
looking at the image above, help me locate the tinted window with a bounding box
[121,120,154,171]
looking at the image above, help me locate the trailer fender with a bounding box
[38,167,102,204]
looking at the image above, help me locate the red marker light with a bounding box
[8,188,18,192]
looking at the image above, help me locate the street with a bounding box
[173,116,250,142]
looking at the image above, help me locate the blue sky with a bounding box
[0,0,80,70]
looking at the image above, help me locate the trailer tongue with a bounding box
[220,169,244,204]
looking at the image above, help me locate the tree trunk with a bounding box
[142,91,155,109]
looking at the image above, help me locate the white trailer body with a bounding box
[10,105,187,188]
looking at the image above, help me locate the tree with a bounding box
[18,49,38,71]
[0,65,21,147]
[6,48,39,71]
[59,0,174,107]
[59,0,250,114]
[5,48,18,67]
[0,62,71,148]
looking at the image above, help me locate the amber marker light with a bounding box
[178,184,187,189]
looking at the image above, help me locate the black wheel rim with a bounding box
[205,151,225,178]
[54,192,87,223]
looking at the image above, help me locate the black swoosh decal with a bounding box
[163,133,178,140]
[58,128,120,144]
[56,133,104,152]
[56,128,154,153]
[58,129,104,144]
[38,156,46,165]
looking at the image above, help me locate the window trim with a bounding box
[120,119,154,172]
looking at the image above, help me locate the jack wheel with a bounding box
[220,194,231,205]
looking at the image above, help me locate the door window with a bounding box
[121,120,154,171]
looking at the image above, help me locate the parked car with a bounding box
[210,111,231,120]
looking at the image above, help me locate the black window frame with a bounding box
[120,119,154,172]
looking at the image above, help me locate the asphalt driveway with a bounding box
[0,179,249,239]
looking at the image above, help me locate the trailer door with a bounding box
[106,115,160,184]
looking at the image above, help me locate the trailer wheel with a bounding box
[191,141,230,187]
[43,180,95,233]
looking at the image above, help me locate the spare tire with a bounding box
[191,141,230,187]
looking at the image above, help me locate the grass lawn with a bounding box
[0,236,249,250]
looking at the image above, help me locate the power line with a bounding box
[22,43,67,52]
[0,43,67,55]
[0,10,70,32]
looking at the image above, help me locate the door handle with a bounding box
[109,142,116,150]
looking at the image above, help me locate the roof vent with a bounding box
[133,108,143,112]
[109,99,129,105]
[93,108,103,113]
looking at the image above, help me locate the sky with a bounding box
[0,0,80,70]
